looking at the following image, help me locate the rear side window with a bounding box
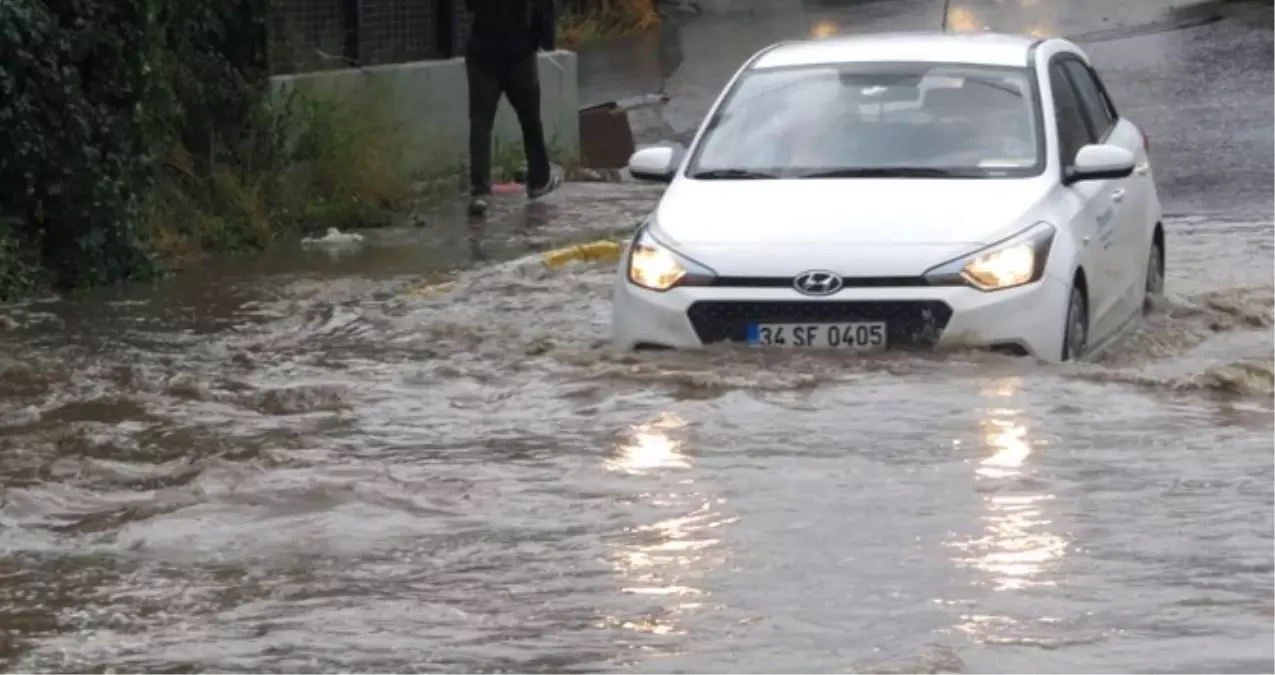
[1049,63,1092,166]
[1061,59,1117,139]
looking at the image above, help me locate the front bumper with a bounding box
[610,273,1073,360]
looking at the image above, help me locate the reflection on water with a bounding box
[605,413,692,475]
[602,414,736,641]
[976,416,1032,481]
[951,378,1068,599]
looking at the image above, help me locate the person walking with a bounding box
[464,0,564,216]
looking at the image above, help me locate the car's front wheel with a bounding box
[1143,236,1165,314]
[1061,284,1088,362]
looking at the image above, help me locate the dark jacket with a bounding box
[465,0,556,62]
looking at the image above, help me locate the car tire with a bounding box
[1061,284,1088,362]
[1143,237,1165,314]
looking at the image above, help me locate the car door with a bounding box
[1048,59,1122,342]
[1061,57,1149,319]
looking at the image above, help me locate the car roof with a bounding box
[752,31,1043,70]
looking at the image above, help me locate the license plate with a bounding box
[747,322,887,349]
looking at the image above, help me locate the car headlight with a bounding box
[924,222,1056,291]
[626,226,716,292]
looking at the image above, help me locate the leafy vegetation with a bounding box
[141,84,422,265]
[0,0,160,297]
[0,0,454,300]
[0,0,629,302]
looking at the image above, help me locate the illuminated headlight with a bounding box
[924,222,1056,291]
[626,226,716,292]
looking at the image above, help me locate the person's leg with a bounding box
[501,54,561,198]
[466,58,503,214]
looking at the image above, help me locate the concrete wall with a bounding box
[269,51,580,169]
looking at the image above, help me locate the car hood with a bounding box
[651,177,1053,277]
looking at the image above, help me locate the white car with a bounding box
[610,31,1164,362]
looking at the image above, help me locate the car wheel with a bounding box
[1143,237,1165,314]
[1061,285,1088,362]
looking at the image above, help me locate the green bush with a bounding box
[0,0,489,298]
[141,85,422,263]
[0,0,271,299]
[0,216,43,299]
[154,0,271,170]
[0,0,159,297]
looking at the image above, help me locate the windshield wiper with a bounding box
[963,77,1025,99]
[798,167,965,178]
[689,168,780,179]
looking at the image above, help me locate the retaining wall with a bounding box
[270,51,581,168]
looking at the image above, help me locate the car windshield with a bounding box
[685,61,1044,179]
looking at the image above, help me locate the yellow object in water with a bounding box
[404,280,458,298]
[541,239,624,269]
[403,239,625,298]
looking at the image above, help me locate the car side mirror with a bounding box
[627,144,684,183]
[1064,143,1136,185]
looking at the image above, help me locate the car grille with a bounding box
[708,276,931,289]
[685,300,954,347]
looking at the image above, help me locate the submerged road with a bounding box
[1,0,1272,672]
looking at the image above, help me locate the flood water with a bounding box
[2,0,1273,672]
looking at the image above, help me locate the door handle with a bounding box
[1110,188,1126,203]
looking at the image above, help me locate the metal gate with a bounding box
[267,0,474,74]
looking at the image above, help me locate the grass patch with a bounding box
[558,0,661,47]
[139,82,537,268]
[141,84,421,264]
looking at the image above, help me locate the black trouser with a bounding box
[466,54,551,197]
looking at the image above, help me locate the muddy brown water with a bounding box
[4,0,1275,668]
[1,178,1271,672]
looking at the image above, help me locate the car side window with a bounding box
[1062,60,1117,139]
[1049,62,1093,167]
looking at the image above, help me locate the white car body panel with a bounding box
[1029,39,1163,344]
[611,263,1076,361]
[652,179,1055,247]
[611,32,1164,362]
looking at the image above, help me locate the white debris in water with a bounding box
[301,227,365,247]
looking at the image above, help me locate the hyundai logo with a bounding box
[793,270,844,296]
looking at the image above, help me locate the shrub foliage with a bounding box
[0,0,269,299]
[0,0,634,301]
